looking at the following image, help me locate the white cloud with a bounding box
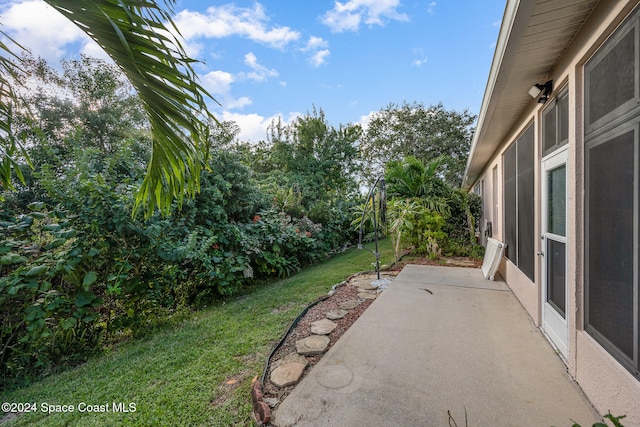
[412,48,427,67]
[358,111,376,133]
[427,2,437,15]
[240,52,279,82]
[202,54,279,111]
[0,0,91,64]
[202,70,235,96]
[181,40,205,59]
[300,36,330,67]
[309,49,331,67]
[220,111,300,143]
[80,40,112,63]
[173,3,300,49]
[202,70,253,109]
[303,36,329,51]
[225,96,253,110]
[321,0,409,33]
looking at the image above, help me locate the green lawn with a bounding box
[1,240,394,426]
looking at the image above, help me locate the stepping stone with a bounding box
[272,352,309,369]
[351,277,381,290]
[310,318,337,335]
[296,335,330,356]
[358,291,377,299]
[326,309,349,320]
[270,353,308,388]
[270,362,307,387]
[350,277,373,289]
[339,300,361,310]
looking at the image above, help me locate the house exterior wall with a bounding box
[500,256,539,324]
[471,1,640,423]
[489,115,542,326]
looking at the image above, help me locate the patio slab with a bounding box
[273,265,601,426]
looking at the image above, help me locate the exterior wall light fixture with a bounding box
[528,80,553,104]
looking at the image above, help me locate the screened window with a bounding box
[584,5,640,380]
[585,18,638,133]
[503,125,535,281]
[542,89,569,158]
[504,145,517,263]
[492,166,499,235]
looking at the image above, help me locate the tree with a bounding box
[12,55,147,158]
[62,56,148,154]
[386,155,441,199]
[208,120,241,150]
[0,0,216,216]
[265,107,362,205]
[385,156,450,216]
[360,101,476,187]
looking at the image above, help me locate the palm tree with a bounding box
[385,155,450,216]
[387,198,421,265]
[0,0,217,217]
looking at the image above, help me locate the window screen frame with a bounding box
[502,123,535,282]
[542,88,569,158]
[504,142,517,266]
[584,16,639,136]
[584,5,640,380]
[584,122,639,378]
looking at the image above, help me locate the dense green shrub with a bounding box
[308,199,359,252]
[383,157,484,260]
[443,188,482,242]
[0,141,350,388]
[0,207,106,388]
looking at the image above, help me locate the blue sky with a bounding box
[0,0,505,142]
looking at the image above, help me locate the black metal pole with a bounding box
[358,176,383,280]
[372,186,380,280]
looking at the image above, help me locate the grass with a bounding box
[1,240,394,427]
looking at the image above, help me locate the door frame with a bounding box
[541,148,569,359]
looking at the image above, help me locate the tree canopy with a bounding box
[360,101,476,187]
[0,0,216,217]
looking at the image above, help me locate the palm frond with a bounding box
[0,30,32,200]
[46,0,220,217]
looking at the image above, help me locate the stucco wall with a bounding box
[499,257,539,326]
[576,332,640,425]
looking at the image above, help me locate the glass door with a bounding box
[541,149,568,358]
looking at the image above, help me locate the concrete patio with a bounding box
[273,265,601,426]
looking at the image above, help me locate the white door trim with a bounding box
[541,148,568,359]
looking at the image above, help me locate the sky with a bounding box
[0,0,506,143]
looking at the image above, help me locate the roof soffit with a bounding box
[463,0,599,189]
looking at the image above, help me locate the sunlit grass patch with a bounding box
[1,240,393,427]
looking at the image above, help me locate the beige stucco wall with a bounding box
[473,1,640,422]
[499,258,539,325]
[576,332,640,426]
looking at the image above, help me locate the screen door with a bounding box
[541,150,568,358]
